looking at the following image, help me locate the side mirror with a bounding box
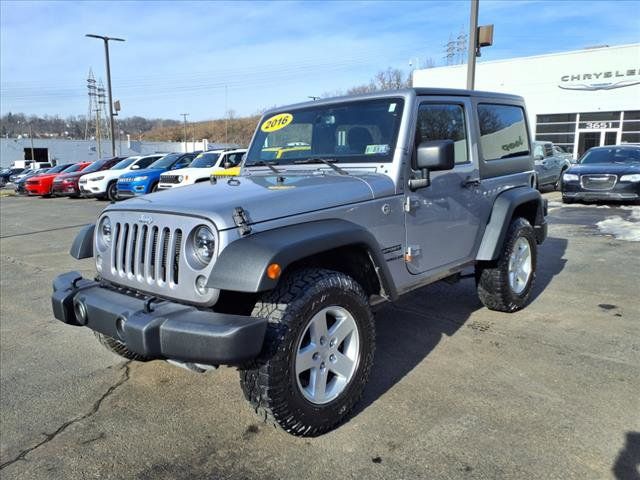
[409,140,455,190]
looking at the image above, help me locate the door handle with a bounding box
[462,178,481,188]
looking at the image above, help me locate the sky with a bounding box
[1,0,639,121]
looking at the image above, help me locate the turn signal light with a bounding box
[266,263,282,280]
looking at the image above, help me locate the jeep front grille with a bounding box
[160,175,181,184]
[111,222,183,285]
[96,210,219,305]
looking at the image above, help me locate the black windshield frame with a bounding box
[246,98,405,166]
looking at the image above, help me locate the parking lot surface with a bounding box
[1,192,639,479]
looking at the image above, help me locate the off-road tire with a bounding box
[476,217,537,312]
[106,181,118,201]
[239,268,375,437]
[94,332,148,362]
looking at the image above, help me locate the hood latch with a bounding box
[233,207,252,236]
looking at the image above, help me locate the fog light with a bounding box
[74,300,88,325]
[195,275,209,295]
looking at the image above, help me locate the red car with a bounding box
[52,157,123,197]
[26,163,89,196]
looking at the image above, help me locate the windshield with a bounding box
[149,153,181,169]
[111,157,138,170]
[190,152,220,168]
[46,164,70,173]
[80,159,111,174]
[63,163,86,173]
[580,147,640,164]
[246,98,405,166]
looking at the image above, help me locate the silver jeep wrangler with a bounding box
[52,88,547,436]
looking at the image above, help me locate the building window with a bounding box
[477,104,529,160]
[622,111,640,145]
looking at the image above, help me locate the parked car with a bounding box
[533,140,571,190]
[52,88,548,436]
[0,167,26,186]
[79,154,165,201]
[25,163,78,196]
[561,145,640,203]
[52,159,122,198]
[552,144,574,163]
[116,152,197,198]
[158,149,246,190]
[14,168,51,194]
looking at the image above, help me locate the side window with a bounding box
[226,153,241,167]
[415,103,468,164]
[477,104,530,160]
[137,157,156,169]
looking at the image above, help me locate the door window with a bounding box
[415,103,468,164]
[478,104,530,160]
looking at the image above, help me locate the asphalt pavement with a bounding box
[0,191,639,480]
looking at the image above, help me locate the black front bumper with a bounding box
[562,181,640,201]
[51,272,267,365]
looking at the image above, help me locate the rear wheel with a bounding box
[554,169,567,191]
[476,217,537,312]
[106,181,118,201]
[240,268,375,436]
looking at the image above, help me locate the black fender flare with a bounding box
[207,219,398,300]
[70,224,94,259]
[476,186,546,261]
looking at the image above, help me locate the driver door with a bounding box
[404,98,482,275]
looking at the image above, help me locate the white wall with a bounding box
[413,44,640,130]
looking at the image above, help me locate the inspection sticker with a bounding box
[261,113,293,132]
[365,144,390,155]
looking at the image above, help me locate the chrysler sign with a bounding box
[559,68,640,91]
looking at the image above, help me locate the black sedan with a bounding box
[561,145,640,204]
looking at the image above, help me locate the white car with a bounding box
[157,149,246,190]
[79,154,165,201]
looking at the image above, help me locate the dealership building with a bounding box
[413,43,640,158]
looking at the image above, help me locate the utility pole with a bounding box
[180,113,189,152]
[28,123,35,162]
[86,34,125,156]
[466,0,479,90]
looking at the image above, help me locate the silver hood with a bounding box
[107,172,395,230]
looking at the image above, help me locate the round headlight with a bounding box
[192,226,215,265]
[177,175,184,183]
[100,216,112,246]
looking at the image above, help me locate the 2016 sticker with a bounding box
[261,113,293,132]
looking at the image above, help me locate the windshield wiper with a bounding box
[293,157,348,175]
[250,160,282,174]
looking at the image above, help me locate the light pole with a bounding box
[86,34,125,156]
[466,0,479,90]
[466,0,494,90]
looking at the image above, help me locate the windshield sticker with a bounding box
[388,103,397,112]
[365,144,390,155]
[261,113,293,133]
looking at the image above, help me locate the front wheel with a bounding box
[106,181,118,201]
[240,268,375,436]
[476,217,537,312]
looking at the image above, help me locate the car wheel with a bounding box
[94,332,148,362]
[106,181,118,201]
[476,217,537,313]
[150,182,159,193]
[240,268,375,437]
[554,169,567,191]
